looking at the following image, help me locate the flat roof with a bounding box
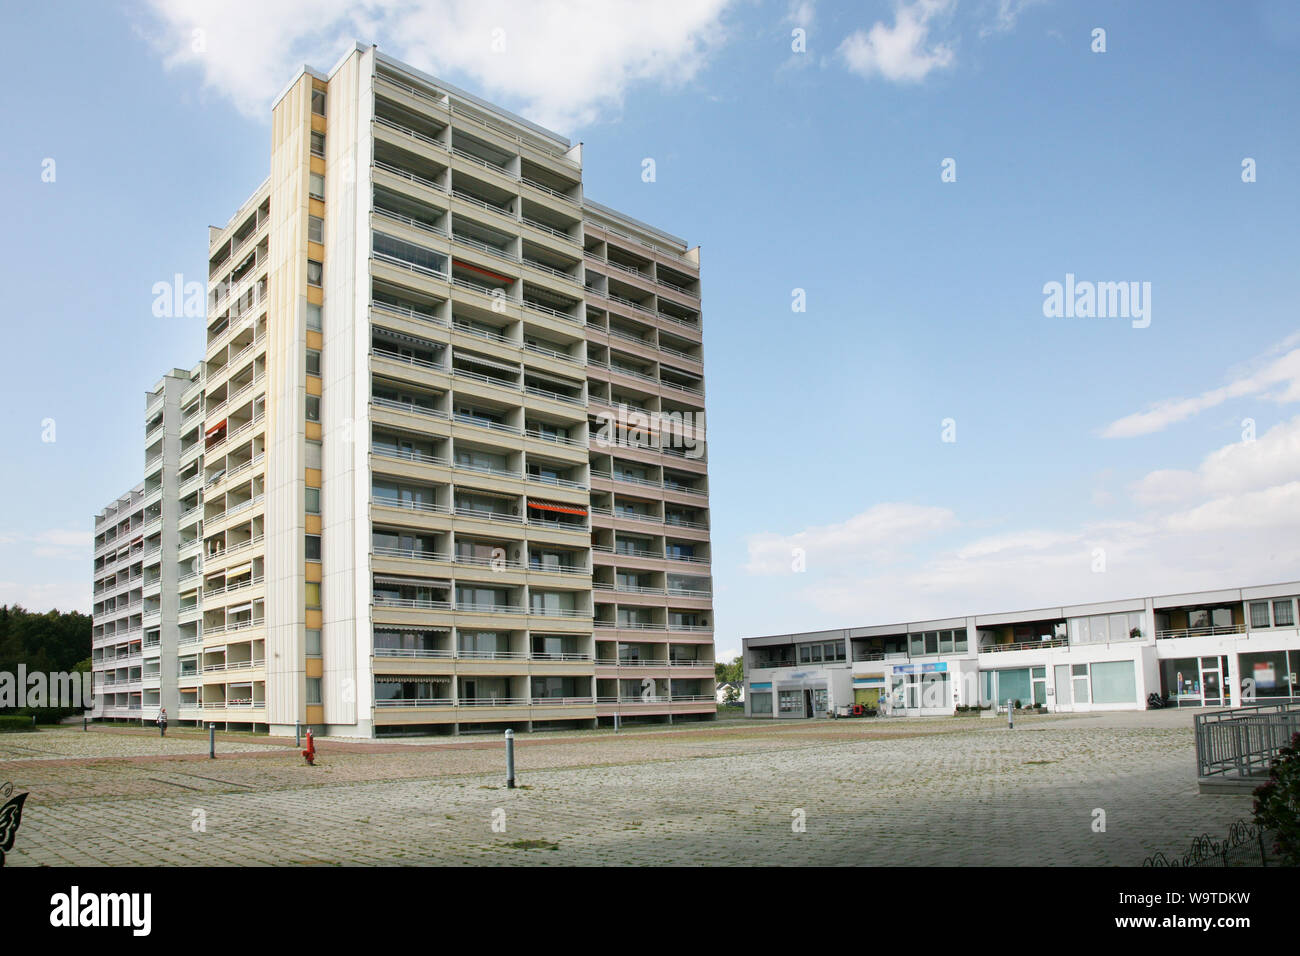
[741,580,1300,646]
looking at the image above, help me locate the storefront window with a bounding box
[750,692,772,714]
[1240,650,1296,700]
[778,690,801,714]
[1162,657,1201,704]
[988,668,1032,706]
[1090,661,1137,704]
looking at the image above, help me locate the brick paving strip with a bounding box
[1,712,1254,866]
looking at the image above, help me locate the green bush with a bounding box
[1253,731,1300,865]
[0,715,36,732]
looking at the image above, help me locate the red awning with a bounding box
[527,500,588,516]
[454,259,513,283]
[205,419,228,436]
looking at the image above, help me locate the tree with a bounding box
[0,605,92,719]
[714,655,743,686]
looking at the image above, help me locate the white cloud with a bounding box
[740,420,1300,629]
[1101,339,1300,438]
[745,502,956,574]
[978,0,1045,38]
[0,579,90,614]
[1132,414,1300,505]
[838,0,956,83]
[0,528,92,562]
[785,0,816,26]
[0,529,94,612]
[136,0,735,130]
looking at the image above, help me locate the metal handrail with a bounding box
[1195,702,1300,778]
[1157,624,1247,641]
[372,160,445,193]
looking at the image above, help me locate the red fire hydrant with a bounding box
[301,729,316,766]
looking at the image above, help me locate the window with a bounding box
[309,172,325,200]
[306,395,320,422]
[305,582,321,609]
[306,441,322,469]
[750,692,772,715]
[1090,661,1137,704]
[310,131,325,157]
[305,534,321,561]
[306,677,322,705]
[372,232,447,276]
[306,629,322,657]
[308,215,323,244]
[1251,602,1271,629]
[307,259,323,287]
[307,349,321,376]
[1274,599,1295,627]
[305,487,320,514]
[311,89,326,116]
[306,302,322,331]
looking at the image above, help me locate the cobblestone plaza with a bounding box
[2,709,1251,866]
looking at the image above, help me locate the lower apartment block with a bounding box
[90,44,714,737]
[742,582,1300,718]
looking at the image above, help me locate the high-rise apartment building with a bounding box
[91,44,714,737]
[91,368,197,720]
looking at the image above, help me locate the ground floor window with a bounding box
[750,692,772,714]
[778,690,801,714]
[1240,650,1299,700]
[1090,660,1137,704]
[893,672,950,709]
[1160,656,1230,706]
[981,668,1040,707]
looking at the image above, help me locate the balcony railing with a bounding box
[980,637,1068,654]
[1156,624,1246,641]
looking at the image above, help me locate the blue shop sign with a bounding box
[893,662,948,674]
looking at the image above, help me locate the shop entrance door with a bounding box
[1200,657,1222,706]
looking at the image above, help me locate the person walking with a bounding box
[156,707,168,737]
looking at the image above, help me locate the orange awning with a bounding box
[527,500,587,516]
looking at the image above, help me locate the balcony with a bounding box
[1155,625,1247,641]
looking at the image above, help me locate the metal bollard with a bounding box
[1007,698,1013,730]
[505,728,516,789]
[295,721,301,747]
[613,713,620,732]
[209,723,216,759]
[83,715,88,732]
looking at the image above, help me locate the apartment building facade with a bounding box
[91,368,196,721]
[743,582,1300,718]
[91,44,714,737]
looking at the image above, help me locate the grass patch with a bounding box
[506,839,559,851]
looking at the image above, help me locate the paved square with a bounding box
[2,710,1254,866]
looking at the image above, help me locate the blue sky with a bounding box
[2,1,1299,664]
